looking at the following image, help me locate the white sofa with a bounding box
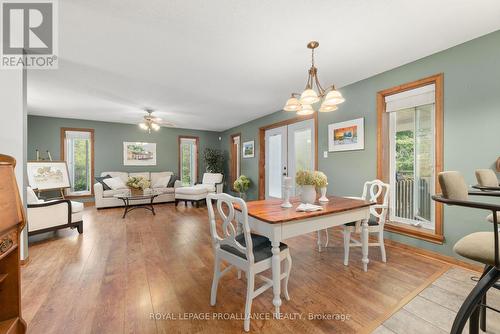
[94,171,181,209]
[27,187,84,235]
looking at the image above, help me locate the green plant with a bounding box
[203,148,224,173]
[234,175,251,193]
[313,171,328,188]
[126,176,151,190]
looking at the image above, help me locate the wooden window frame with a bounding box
[258,113,318,200]
[60,127,95,198]
[229,133,241,191]
[377,73,444,244]
[178,136,199,185]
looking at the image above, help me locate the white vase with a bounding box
[300,185,317,204]
[319,187,329,202]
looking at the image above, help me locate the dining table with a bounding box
[234,195,373,318]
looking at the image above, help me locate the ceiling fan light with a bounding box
[139,122,148,130]
[319,104,338,112]
[297,104,314,115]
[152,123,160,131]
[323,90,345,106]
[283,97,301,112]
[300,89,319,105]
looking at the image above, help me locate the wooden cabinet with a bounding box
[0,154,27,334]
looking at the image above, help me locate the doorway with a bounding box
[260,116,317,199]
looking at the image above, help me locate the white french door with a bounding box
[265,119,315,199]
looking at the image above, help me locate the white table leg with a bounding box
[361,219,369,272]
[271,241,282,318]
[316,230,322,252]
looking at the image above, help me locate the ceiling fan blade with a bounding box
[160,121,176,127]
[152,117,163,122]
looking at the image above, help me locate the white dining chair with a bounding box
[342,180,390,266]
[207,192,292,332]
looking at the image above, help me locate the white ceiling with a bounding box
[28,0,500,131]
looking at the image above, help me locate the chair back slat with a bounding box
[207,193,254,263]
[361,180,390,224]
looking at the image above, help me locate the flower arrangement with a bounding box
[295,170,328,188]
[314,171,328,188]
[234,175,251,194]
[126,176,151,190]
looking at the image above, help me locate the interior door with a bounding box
[265,126,287,199]
[287,119,315,196]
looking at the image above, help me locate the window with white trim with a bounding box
[63,129,94,196]
[180,137,198,186]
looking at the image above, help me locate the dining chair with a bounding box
[475,169,500,224]
[206,192,292,332]
[433,171,500,334]
[342,180,390,267]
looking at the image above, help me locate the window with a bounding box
[230,134,241,190]
[179,136,198,186]
[61,128,94,196]
[377,74,443,243]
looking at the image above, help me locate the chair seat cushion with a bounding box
[486,212,500,223]
[454,232,499,266]
[221,233,288,263]
[176,186,208,195]
[196,184,216,192]
[344,214,379,227]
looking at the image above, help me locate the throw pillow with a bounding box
[152,175,171,188]
[167,174,178,188]
[103,177,127,190]
[26,187,43,204]
[95,175,112,190]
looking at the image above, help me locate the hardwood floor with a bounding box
[22,203,450,333]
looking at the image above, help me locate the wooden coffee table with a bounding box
[113,193,160,218]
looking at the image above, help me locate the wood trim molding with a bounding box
[229,133,241,191]
[178,136,199,184]
[60,127,95,197]
[376,73,444,243]
[258,113,318,200]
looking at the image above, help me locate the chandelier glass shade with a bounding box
[283,41,345,114]
[138,109,162,134]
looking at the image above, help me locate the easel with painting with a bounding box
[27,150,70,200]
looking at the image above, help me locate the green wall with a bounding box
[220,30,500,259]
[28,115,221,198]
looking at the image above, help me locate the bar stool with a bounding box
[433,171,500,334]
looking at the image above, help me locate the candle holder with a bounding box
[281,176,293,208]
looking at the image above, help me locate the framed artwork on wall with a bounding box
[123,142,157,166]
[242,140,255,158]
[27,161,71,190]
[328,118,365,152]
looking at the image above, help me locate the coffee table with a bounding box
[113,192,160,218]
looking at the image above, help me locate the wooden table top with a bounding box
[235,196,373,224]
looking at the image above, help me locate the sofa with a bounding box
[27,187,84,235]
[94,171,181,209]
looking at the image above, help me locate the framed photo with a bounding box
[27,161,70,191]
[242,140,255,158]
[328,118,365,152]
[123,142,157,166]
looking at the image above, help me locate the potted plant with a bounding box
[314,171,329,202]
[295,170,317,204]
[203,148,225,173]
[126,176,151,195]
[233,175,251,200]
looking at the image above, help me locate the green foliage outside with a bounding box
[181,143,193,185]
[72,139,90,192]
[395,130,414,176]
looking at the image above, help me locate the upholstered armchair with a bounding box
[196,173,224,194]
[433,171,500,334]
[26,187,84,235]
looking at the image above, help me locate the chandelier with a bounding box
[283,41,345,115]
[138,109,161,133]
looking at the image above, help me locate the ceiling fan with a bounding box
[138,108,175,133]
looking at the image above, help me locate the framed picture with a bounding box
[123,142,157,166]
[328,118,365,152]
[27,161,71,191]
[242,140,255,158]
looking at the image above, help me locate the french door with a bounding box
[265,119,315,199]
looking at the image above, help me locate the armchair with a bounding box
[26,187,84,236]
[196,173,224,194]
